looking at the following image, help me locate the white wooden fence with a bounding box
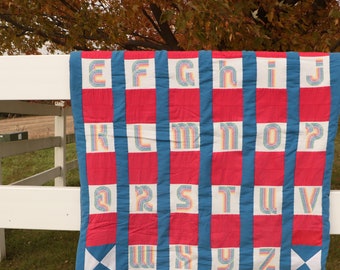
[0,55,339,263]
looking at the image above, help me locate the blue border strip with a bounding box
[240,51,257,268]
[155,51,171,270]
[323,52,340,266]
[70,51,89,270]
[198,50,213,269]
[112,51,129,269]
[280,52,300,268]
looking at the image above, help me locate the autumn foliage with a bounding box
[0,0,339,54]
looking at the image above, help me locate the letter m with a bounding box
[171,123,200,150]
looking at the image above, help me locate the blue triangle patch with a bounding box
[296,264,311,270]
[87,244,116,262]
[292,246,321,262]
[94,263,111,270]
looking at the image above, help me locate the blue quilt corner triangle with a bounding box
[291,246,321,261]
[291,246,322,270]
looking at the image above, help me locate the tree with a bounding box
[0,0,339,55]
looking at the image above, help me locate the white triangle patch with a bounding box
[101,246,116,270]
[85,249,100,269]
[291,249,306,270]
[306,250,321,270]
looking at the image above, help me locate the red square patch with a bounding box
[170,151,200,184]
[255,152,285,186]
[82,51,112,59]
[129,152,158,184]
[82,89,113,123]
[86,213,117,246]
[211,152,242,185]
[129,214,158,245]
[253,215,282,247]
[168,51,199,59]
[213,89,243,122]
[294,152,326,186]
[169,89,200,122]
[86,152,117,185]
[300,87,330,121]
[169,213,198,245]
[211,215,240,248]
[125,89,156,124]
[292,215,322,246]
[256,89,287,123]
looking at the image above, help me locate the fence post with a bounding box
[0,159,6,261]
[54,104,66,186]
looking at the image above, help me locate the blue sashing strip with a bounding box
[70,51,89,270]
[112,51,129,269]
[280,52,300,268]
[198,50,213,269]
[155,51,171,270]
[323,52,340,265]
[240,51,257,268]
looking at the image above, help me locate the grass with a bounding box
[0,230,79,270]
[0,130,340,269]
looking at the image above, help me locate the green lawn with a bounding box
[0,130,340,269]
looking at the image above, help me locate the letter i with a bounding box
[268,61,276,88]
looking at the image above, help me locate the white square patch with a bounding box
[211,185,241,214]
[213,122,243,152]
[85,123,115,153]
[129,184,157,214]
[294,186,322,215]
[124,58,156,89]
[170,184,198,214]
[126,124,157,153]
[256,57,287,89]
[169,245,198,270]
[212,58,243,89]
[256,123,287,152]
[297,122,329,151]
[211,248,239,270]
[253,248,280,270]
[170,122,200,151]
[168,58,199,89]
[300,56,330,87]
[253,186,283,215]
[89,184,117,214]
[82,58,112,89]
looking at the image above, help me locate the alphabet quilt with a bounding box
[70,51,340,269]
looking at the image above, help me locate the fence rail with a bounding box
[0,97,77,261]
[0,186,80,231]
[0,137,61,158]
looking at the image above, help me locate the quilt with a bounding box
[70,51,340,270]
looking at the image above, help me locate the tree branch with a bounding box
[142,7,162,36]
[330,39,340,51]
[57,0,80,13]
[149,3,182,50]
[0,13,67,47]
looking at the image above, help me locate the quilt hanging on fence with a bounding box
[70,51,340,270]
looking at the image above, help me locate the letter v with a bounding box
[299,187,321,214]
